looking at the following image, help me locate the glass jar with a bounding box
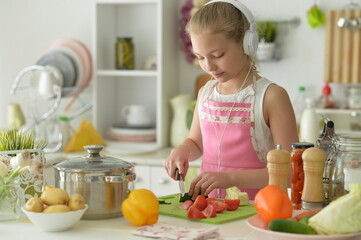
[0,179,24,222]
[329,134,361,201]
[115,37,134,70]
[346,86,361,109]
[291,142,314,210]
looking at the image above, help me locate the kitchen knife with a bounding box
[176,169,185,197]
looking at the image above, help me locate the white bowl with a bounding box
[22,204,88,232]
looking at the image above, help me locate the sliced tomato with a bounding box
[187,206,206,219]
[179,200,193,210]
[206,197,217,203]
[202,204,216,218]
[208,200,227,213]
[224,199,240,211]
[193,195,207,211]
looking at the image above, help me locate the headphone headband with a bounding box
[205,0,258,56]
[206,0,256,32]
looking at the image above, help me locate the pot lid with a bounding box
[53,145,134,171]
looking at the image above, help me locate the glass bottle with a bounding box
[299,98,320,145]
[290,142,314,210]
[329,134,361,201]
[292,86,307,135]
[318,82,335,108]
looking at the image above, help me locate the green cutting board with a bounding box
[158,194,257,224]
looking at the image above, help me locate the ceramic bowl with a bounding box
[22,204,88,232]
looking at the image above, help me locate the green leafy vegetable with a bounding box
[309,184,361,234]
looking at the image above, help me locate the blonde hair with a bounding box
[186,2,256,65]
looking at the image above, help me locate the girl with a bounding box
[164,0,299,200]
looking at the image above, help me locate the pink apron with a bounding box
[200,96,266,200]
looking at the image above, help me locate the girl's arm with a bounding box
[263,84,299,153]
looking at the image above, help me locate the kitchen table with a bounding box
[0,214,262,240]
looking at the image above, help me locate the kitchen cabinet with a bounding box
[92,0,179,152]
[133,164,179,196]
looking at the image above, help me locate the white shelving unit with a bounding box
[316,108,361,133]
[92,0,179,152]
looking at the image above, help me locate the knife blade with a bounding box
[176,169,185,197]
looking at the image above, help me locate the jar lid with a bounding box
[117,37,132,41]
[53,145,134,172]
[291,142,314,149]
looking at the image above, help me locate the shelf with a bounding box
[93,0,178,150]
[96,0,158,4]
[316,108,361,115]
[96,70,158,77]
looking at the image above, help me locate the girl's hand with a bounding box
[188,171,232,200]
[164,145,190,180]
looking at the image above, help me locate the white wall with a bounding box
[0,0,93,130]
[0,0,358,129]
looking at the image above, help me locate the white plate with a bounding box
[109,126,156,136]
[104,141,159,155]
[43,46,84,90]
[36,51,76,89]
[247,214,361,240]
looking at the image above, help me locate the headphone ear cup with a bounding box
[243,30,259,56]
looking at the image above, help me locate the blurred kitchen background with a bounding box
[0,0,361,153]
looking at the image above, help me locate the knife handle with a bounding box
[175,169,183,181]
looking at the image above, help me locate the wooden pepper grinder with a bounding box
[267,144,291,192]
[301,147,326,210]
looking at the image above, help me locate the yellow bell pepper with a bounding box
[121,188,159,226]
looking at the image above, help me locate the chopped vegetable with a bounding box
[207,200,227,213]
[254,184,293,223]
[158,200,171,204]
[224,199,240,211]
[179,200,193,210]
[202,204,216,218]
[225,186,249,205]
[308,183,361,235]
[121,189,159,226]
[187,205,206,219]
[291,209,321,221]
[179,193,192,202]
[193,195,207,211]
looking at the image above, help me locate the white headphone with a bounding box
[206,0,259,56]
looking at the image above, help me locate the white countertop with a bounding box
[0,214,262,240]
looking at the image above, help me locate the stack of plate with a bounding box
[37,39,93,97]
[106,125,156,143]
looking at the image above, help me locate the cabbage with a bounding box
[308,184,361,235]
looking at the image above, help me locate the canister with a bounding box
[329,134,361,201]
[115,37,134,69]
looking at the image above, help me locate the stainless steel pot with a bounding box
[52,145,135,220]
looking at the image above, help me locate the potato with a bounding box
[43,204,71,213]
[25,197,44,212]
[68,194,86,211]
[40,188,69,206]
